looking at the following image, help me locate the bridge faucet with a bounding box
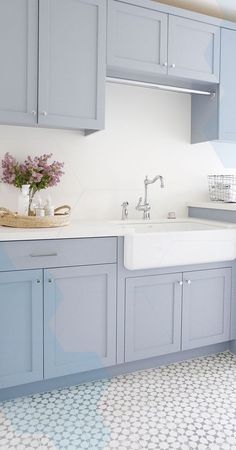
[136,175,165,220]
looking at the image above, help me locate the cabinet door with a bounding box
[44,265,116,378]
[219,28,236,141]
[182,268,231,350]
[125,273,182,362]
[168,16,220,82]
[0,270,43,389]
[38,0,106,130]
[107,0,168,77]
[0,0,38,126]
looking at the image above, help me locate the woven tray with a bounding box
[0,205,71,228]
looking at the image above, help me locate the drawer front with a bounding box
[0,238,117,271]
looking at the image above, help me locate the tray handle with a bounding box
[54,205,71,216]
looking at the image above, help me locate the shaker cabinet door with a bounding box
[107,0,168,77]
[38,0,106,130]
[182,268,231,350]
[0,0,38,126]
[0,270,43,389]
[44,264,117,378]
[125,273,182,362]
[168,15,220,83]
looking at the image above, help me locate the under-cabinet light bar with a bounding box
[106,76,215,97]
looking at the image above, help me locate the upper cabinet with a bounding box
[0,0,38,126]
[192,28,236,143]
[38,0,106,130]
[0,0,106,131]
[168,16,220,83]
[107,0,220,84]
[107,1,168,77]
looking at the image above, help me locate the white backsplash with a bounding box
[0,83,233,221]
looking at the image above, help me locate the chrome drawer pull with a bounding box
[30,253,58,258]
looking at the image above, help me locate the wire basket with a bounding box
[208,175,236,202]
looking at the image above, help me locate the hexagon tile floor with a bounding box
[1,352,236,450]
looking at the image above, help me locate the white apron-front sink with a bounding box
[122,219,236,270]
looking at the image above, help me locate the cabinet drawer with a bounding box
[0,238,117,271]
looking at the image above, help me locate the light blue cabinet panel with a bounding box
[0,270,43,389]
[191,28,236,143]
[0,237,117,271]
[218,28,236,141]
[44,264,116,378]
[38,0,106,130]
[0,0,38,126]
[168,15,220,83]
[182,268,231,350]
[107,0,168,77]
[125,273,182,362]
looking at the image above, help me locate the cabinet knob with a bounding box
[171,63,176,69]
[185,280,192,285]
[177,281,183,286]
[163,62,168,67]
[36,279,41,284]
[31,110,37,116]
[41,111,48,116]
[48,278,53,283]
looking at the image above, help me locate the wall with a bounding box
[0,83,234,221]
[156,0,236,22]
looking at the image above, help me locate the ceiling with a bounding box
[155,0,236,22]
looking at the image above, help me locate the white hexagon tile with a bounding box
[1,352,236,449]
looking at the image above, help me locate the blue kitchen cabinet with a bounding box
[182,268,231,350]
[192,28,236,143]
[168,15,220,83]
[107,0,168,78]
[107,0,220,84]
[0,0,38,126]
[38,0,106,130]
[44,264,117,378]
[125,273,182,362]
[0,270,43,389]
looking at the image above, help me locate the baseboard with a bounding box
[0,341,230,402]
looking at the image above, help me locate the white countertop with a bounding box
[187,202,236,211]
[0,220,129,241]
[0,218,235,242]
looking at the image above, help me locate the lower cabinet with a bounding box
[125,267,231,362]
[44,264,117,378]
[182,268,231,350]
[0,270,43,389]
[125,273,182,362]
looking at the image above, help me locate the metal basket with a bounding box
[208,175,236,203]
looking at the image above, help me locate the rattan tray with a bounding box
[0,205,71,228]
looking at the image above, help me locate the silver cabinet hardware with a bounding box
[41,111,48,116]
[31,110,37,116]
[177,281,183,286]
[48,278,53,283]
[30,253,58,258]
[171,63,176,68]
[36,279,41,284]
[185,280,192,285]
[163,62,168,67]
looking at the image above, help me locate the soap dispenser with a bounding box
[18,185,30,216]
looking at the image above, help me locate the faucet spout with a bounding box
[145,175,165,188]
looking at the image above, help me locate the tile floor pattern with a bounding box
[1,352,236,449]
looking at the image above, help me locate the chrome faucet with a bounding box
[136,175,165,220]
